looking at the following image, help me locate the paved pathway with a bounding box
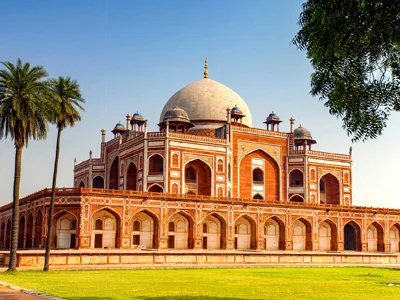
[0,285,47,299]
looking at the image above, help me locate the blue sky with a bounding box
[1,0,399,208]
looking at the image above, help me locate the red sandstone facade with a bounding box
[0,69,399,256]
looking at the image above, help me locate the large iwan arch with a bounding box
[184,159,212,196]
[319,173,340,205]
[239,149,280,201]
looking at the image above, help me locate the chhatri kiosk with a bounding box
[0,61,399,267]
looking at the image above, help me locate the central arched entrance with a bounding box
[184,159,212,196]
[344,221,361,251]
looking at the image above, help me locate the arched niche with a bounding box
[34,210,43,248]
[18,215,25,249]
[168,213,194,249]
[148,184,163,193]
[389,224,400,252]
[109,156,119,190]
[234,215,256,250]
[149,154,163,175]
[91,209,120,249]
[264,217,285,250]
[184,159,212,196]
[318,220,337,251]
[290,195,304,202]
[131,211,158,249]
[56,213,78,249]
[126,162,137,191]
[289,169,303,187]
[292,218,312,251]
[26,213,34,249]
[319,173,340,205]
[203,214,226,250]
[344,221,361,251]
[93,176,104,189]
[367,222,384,252]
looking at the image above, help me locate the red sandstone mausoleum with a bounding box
[0,61,399,267]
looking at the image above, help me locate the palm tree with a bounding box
[0,59,54,272]
[43,76,84,271]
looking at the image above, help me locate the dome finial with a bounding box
[204,58,209,78]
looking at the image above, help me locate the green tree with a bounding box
[43,76,84,271]
[0,59,54,272]
[293,0,400,141]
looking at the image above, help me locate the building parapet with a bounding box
[169,132,226,144]
[289,149,351,161]
[2,187,398,215]
[232,125,288,138]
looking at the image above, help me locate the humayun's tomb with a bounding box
[1,61,399,268]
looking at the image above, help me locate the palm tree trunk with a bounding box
[8,145,22,272]
[44,127,62,271]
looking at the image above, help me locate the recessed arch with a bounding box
[148,183,163,193]
[318,219,337,251]
[167,211,194,249]
[202,213,227,249]
[252,168,263,184]
[367,222,384,252]
[26,213,34,249]
[344,221,361,251]
[319,173,340,205]
[0,221,5,249]
[234,214,257,250]
[93,176,104,189]
[91,208,121,249]
[292,218,312,251]
[184,158,212,196]
[79,181,85,188]
[56,212,78,249]
[289,194,304,202]
[239,149,280,201]
[131,210,159,249]
[34,210,43,248]
[148,154,164,175]
[18,215,25,249]
[109,156,119,190]
[389,224,400,252]
[5,219,11,249]
[289,169,304,187]
[253,193,263,200]
[126,162,138,191]
[264,216,285,250]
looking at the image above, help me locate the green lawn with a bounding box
[0,267,399,299]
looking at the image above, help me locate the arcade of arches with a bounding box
[1,206,400,253]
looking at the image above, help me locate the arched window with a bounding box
[203,223,208,233]
[169,222,175,232]
[289,170,303,187]
[172,154,179,167]
[252,168,263,183]
[133,220,140,231]
[253,193,263,200]
[310,169,316,181]
[171,183,178,194]
[95,219,103,230]
[217,159,223,172]
[149,154,163,175]
[185,167,196,182]
[71,220,77,230]
[79,181,85,188]
[93,176,104,189]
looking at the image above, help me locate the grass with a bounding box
[0,267,399,299]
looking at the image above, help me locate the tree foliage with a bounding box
[293,0,400,141]
[0,58,54,271]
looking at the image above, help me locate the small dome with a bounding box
[114,122,125,130]
[131,112,144,121]
[294,125,313,140]
[269,111,277,117]
[231,105,244,115]
[163,105,191,123]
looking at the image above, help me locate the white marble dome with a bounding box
[160,78,252,128]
